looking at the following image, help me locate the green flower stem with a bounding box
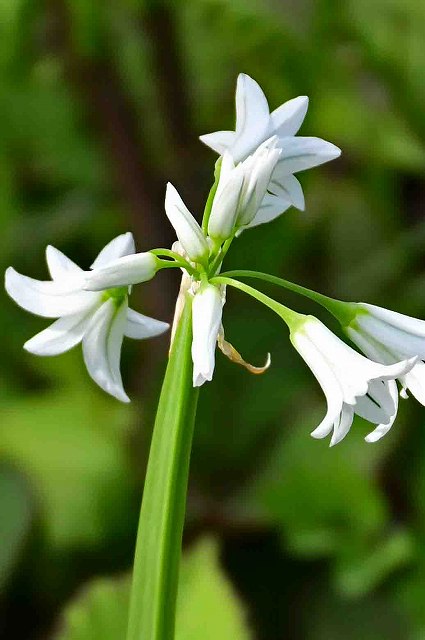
[211,276,304,330]
[220,270,357,326]
[127,295,199,640]
[151,249,198,276]
[201,156,222,234]
[208,234,236,276]
[156,258,198,277]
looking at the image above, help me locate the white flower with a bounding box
[5,233,169,402]
[345,303,425,406]
[291,316,416,445]
[207,138,283,240]
[200,73,341,224]
[191,283,224,387]
[164,183,209,264]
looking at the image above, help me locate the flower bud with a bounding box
[84,252,159,291]
[207,139,281,242]
[191,284,224,387]
[208,154,244,242]
[165,183,209,264]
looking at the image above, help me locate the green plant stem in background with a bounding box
[127,295,199,640]
[221,270,358,325]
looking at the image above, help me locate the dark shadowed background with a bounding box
[1,1,425,638]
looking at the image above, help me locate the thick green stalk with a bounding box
[127,295,199,640]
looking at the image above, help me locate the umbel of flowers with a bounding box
[5,72,425,448]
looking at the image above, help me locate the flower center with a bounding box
[102,286,128,306]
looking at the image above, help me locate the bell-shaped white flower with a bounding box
[191,283,224,387]
[200,73,340,225]
[5,233,169,402]
[291,316,416,445]
[344,303,425,406]
[164,183,209,264]
[208,138,283,240]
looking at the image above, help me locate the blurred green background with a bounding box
[1,0,425,638]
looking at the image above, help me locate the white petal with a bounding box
[354,378,395,424]
[24,311,92,356]
[367,378,396,416]
[358,315,425,359]
[367,356,417,383]
[231,74,271,162]
[191,285,223,387]
[82,299,130,402]
[291,331,343,439]
[365,380,399,443]
[46,246,82,280]
[346,326,393,364]
[236,142,282,227]
[361,303,425,338]
[84,253,158,291]
[271,96,309,137]
[401,361,425,406]
[5,267,97,318]
[124,307,169,339]
[208,163,244,241]
[199,131,236,155]
[355,393,389,424]
[164,183,209,263]
[91,232,135,269]
[268,173,305,210]
[247,193,291,228]
[330,404,354,446]
[276,136,341,174]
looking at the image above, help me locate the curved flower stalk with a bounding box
[200,73,341,222]
[5,233,168,402]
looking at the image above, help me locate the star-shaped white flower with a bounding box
[345,303,425,407]
[291,316,416,445]
[5,233,168,402]
[200,73,341,225]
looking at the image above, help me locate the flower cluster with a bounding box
[5,74,425,445]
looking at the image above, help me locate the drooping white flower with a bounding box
[207,138,283,240]
[191,283,224,387]
[200,73,341,224]
[164,183,209,264]
[291,316,416,445]
[5,233,169,402]
[344,303,425,406]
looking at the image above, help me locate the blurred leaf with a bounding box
[175,538,251,640]
[0,464,33,589]
[334,529,415,598]
[55,537,252,640]
[0,358,135,549]
[247,407,391,557]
